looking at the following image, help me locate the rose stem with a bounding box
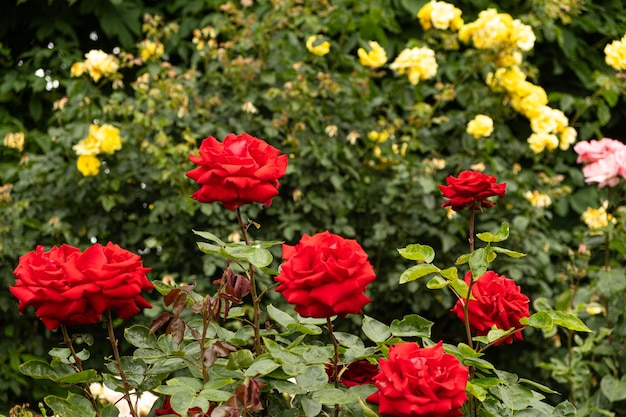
[464,207,477,417]
[326,317,340,417]
[61,325,100,412]
[236,207,262,355]
[106,311,139,417]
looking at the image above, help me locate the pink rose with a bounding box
[580,149,626,188]
[573,138,626,164]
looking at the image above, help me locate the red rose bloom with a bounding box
[186,133,288,210]
[368,342,468,417]
[10,243,153,330]
[439,170,506,211]
[275,231,376,318]
[328,360,379,388]
[451,271,530,344]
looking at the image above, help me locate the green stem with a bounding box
[465,207,477,417]
[236,207,262,355]
[326,318,340,417]
[61,326,100,413]
[106,311,139,417]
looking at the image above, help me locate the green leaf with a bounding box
[439,266,459,280]
[390,314,433,338]
[238,246,273,268]
[295,366,328,391]
[244,359,281,377]
[300,396,322,417]
[601,375,626,402]
[100,405,120,417]
[476,222,509,243]
[491,246,526,258]
[45,393,96,417]
[334,332,365,349]
[469,247,490,280]
[193,230,226,245]
[166,376,203,391]
[311,387,353,405]
[19,361,59,380]
[397,244,435,262]
[448,277,471,299]
[547,311,591,332]
[56,370,100,384]
[125,325,157,348]
[399,264,440,284]
[171,392,211,415]
[597,268,626,297]
[199,388,235,402]
[427,275,448,289]
[467,380,487,401]
[518,378,559,394]
[520,312,553,330]
[362,315,391,343]
[552,401,577,417]
[455,253,471,265]
[267,304,297,328]
[227,349,255,370]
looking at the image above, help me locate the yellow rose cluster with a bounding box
[417,0,463,31]
[581,204,614,231]
[466,114,494,139]
[138,39,165,61]
[486,66,576,153]
[389,47,438,85]
[604,34,626,71]
[459,8,535,67]
[70,49,120,83]
[524,190,552,209]
[3,132,25,152]
[73,124,123,177]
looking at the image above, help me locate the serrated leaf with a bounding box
[244,359,281,377]
[469,248,490,280]
[390,314,432,338]
[238,246,273,268]
[311,387,353,405]
[467,381,488,401]
[45,393,96,417]
[476,222,509,243]
[399,264,440,284]
[193,230,226,245]
[440,266,458,280]
[362,315,391,343]
[427,275,448,289]
[547,311,591,332]
[397,244,435,262]
[492,246,526,258]
[199,388,235,402]
[301,395,322,417]
[520,312,553,330]
[125,325,157,348]
[19,361,58,380]
[267,304,297,328]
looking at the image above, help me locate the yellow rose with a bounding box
[76,155,101,176]
[70,62,86,78]
[604,35,626,71]
[581,205,613,230]
[84,49,119,82]
[466,114,494,138]
[92,124,123,154]
[3,132,25,152]
[306,35,330,57]
[72,134,100,156]
[559,126,577,150]
[139,39,165,61]
[358,41,387,68]
[524,190,552,209]
[527,132,559,154]
[390,47,437,85]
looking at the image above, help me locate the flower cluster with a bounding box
[70,49,120,83]
[10,242,153,330]
[459,8,535,65]
[604,33,626,71]
[581,203,615,231]
[574,137,626,187]
[466,114,494,139]
[486,66,577,153]
[524,190,552,209]
[357,40,388,68]
[417,0,464,31]
[306,34,330,56]
[3,131,25,152]
[73,123,124,176]
[138,39,165,61]
[389,46,438,85]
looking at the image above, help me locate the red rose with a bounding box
[10,244,101,330]
[10,243,153,330]
[327,360,379,388]
[451,271,530,344]
[275,231,376,318]
[186,133,288,210]
[439,170,506,211]
[368,341,468,417]
[74,242,154,319]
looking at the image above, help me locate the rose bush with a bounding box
[186,133,288,210]
[368,342,469,417]
[275,230,377,318]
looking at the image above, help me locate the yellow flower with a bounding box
[70,62,86,78]
[367,130,390,143]
[559,126,577,150]
[84,49,119,82]
[524,190,552,209]
[418,1,463,31]
[138,39,164,61]
[91,124,123,154]
[72,135,100,156]
[3,132,25,152]
[527,132,559,154]
[76,155,101,176]
[604,34,626,71]
[306,35,330,57]
[389,47,437,85]
[466,114,494,138]
[581,204,614,230]
[358,41,387,68]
